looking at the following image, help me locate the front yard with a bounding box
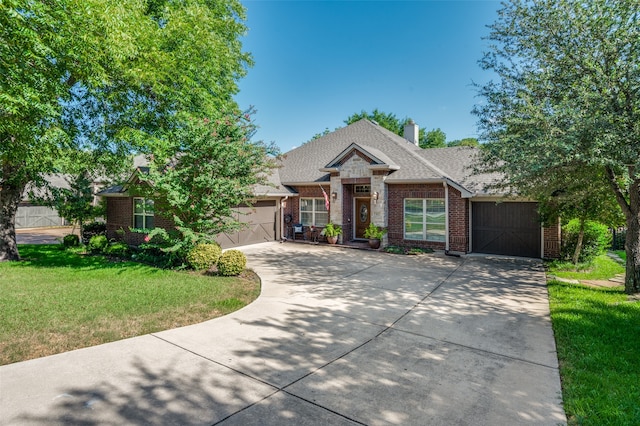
[0,245,260,365]
[547,254,640,425]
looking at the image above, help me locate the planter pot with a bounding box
[368,238,381,249]
[327,236,338,244]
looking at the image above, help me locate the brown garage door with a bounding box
[472,202,541,258]
[216,200,277,249]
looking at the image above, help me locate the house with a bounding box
[99,158,296,249]
[101,119,560,258]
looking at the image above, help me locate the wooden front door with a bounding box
[355,198,371,239]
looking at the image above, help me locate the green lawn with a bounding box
[0,245,260,365]
[547,255,640,425]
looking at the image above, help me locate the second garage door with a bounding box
[472,202,541,258]
[216,200,278,249]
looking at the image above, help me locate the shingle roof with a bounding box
[280,119,445,183]
[280,119,503,196]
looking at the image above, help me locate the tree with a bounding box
[33,172,104,239]
[344,109,427,144]
[0,0,251,261]
[421,128,447,148]
[134,110,279,248]
[447,138,480,147]
[475,0,640,293]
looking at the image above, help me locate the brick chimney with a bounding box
[404,120,419,146]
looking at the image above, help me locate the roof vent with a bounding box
[371,120,379,126]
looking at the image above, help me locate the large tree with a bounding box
[475,0,640,293]
[344,109,427,144]
[0,0,251,261]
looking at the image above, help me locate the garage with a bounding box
[15,205,66,229]
[216,200,278,249]
[472,202,541,258]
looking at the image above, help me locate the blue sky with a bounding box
[234,0,500,152]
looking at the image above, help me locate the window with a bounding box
[404,199,445,242]
[354,185,370,194]
[133,198,155,229]
[300,198,328,226]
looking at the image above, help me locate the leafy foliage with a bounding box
[322,223,342,237]
[1,0,252,261]
[87,235,108,253]
[133,110,279,243]
[62,234,80,248]
[363,223,387,240]
[475,0,640,293]
[186,243,222,271]
[420,128,447,149]
[217,250,247,276]
[561,220,612,264]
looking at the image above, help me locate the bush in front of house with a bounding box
[63,234,80,248]
[561,219,612,263]
[88,235,109,253]
[105,242,129,257]
[217,250,247,276]
[186,243,222,271]
[82,221,107,244]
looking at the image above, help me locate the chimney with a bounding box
[404,120,419,146]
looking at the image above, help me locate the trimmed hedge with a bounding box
[217,250,247,276]
[88,235,109,253]
[186,243,222,271]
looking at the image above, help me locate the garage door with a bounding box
[472,202,541,258]
[15,206,65,229]
[216,200,277,249]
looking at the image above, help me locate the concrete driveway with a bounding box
[0,243,566,425]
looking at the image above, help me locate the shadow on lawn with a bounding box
[14,244,161,273]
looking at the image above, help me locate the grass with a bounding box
[0,244,260,365]
[547,254,625,280]
[547,254,640,425]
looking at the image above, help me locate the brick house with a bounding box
[101,119,560,257]
[279,119,559,258]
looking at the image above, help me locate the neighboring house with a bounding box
[17,174,104,229]
[100,119,560,257]
[16,174,70,229]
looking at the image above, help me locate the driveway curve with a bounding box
[0,243,566,425]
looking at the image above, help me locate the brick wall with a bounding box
[387,183,469,252]
[283,185,331,240]
[543,218,561,259]
[106,197,174,246]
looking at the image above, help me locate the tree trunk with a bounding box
[572,217,586,265]
[605,167,640,295]
[0,179,24,261]
[624,180,640,294]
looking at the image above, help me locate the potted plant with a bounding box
[363,223,387,249]
[322,223,342,244]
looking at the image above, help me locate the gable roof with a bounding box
[279,119,499,196]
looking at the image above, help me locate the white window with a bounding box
[133,198,155,229]
[300,198,328,226]
[404,199,445,242]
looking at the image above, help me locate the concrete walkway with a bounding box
[0,243,566,425]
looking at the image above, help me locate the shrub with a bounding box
[63,234,80,248]
[82,221,107,244]
[561,219,612,263]
[88,235,109,253]
[217,250,247,276]
[186,243,222,271]
[105,242,129,257]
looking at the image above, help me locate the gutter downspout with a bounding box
[444,181,450,252]
[280,196,288,241]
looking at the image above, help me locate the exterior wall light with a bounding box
[372,191,379,204]
[331,191,338,200]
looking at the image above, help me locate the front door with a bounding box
[355,198,370,239]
